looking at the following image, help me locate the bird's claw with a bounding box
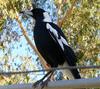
[32,79,43,88]
[41,80,48,89]
[32,79,50,89]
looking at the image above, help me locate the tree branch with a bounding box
[58,0,77,27]
[15,16,49,69]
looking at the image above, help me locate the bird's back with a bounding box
[34,22,81,79]
[33,22,66,67]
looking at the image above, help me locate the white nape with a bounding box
[43,12,52,22]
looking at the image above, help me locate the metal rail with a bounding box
[0,78,100,89]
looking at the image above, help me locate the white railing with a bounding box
[0,78,100,89]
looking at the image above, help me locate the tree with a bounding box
[0,0,58,85]
[56,0,100,78]
[0,0,99,85]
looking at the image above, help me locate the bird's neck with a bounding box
[43,17,52,22]
[35,19,52,23]
[43,12,52,22]
[35,12,52,23]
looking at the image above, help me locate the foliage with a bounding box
[0,0,100,85]
[0,0,57,85]
[0,0,32,32]
[55,0,100,78]
[0,0,31,17]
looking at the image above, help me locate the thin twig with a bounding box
[0,65,100,75]
[58,0,77,27]
[15,16,48,69]
[7,0,48,70]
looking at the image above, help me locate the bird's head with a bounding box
[21,8,52,22]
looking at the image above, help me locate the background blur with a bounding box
[0,0,99,85]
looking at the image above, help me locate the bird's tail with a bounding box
[60,62,81,80]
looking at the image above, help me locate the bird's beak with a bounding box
[20,10,33,17]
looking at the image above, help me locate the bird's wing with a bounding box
[46,23,77,66]
[46,23,68,50]
[46,23,81,79]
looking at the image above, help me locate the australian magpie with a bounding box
[22,8,81,88]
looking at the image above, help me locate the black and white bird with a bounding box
[22,8,81,88]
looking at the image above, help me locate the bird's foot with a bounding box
[32,79,43,88]
[32,78,50,89]
[41,78,51,89]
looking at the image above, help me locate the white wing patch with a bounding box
[46,23,69,50]
[61,36,68,46]
[58,38,64,50]
[46,23,58,37]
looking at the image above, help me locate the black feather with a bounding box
[31,8,81,79]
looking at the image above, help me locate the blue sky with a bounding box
[0,16,45,82]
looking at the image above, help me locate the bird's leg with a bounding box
[41,70,54,89]
[33,70,53,88]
